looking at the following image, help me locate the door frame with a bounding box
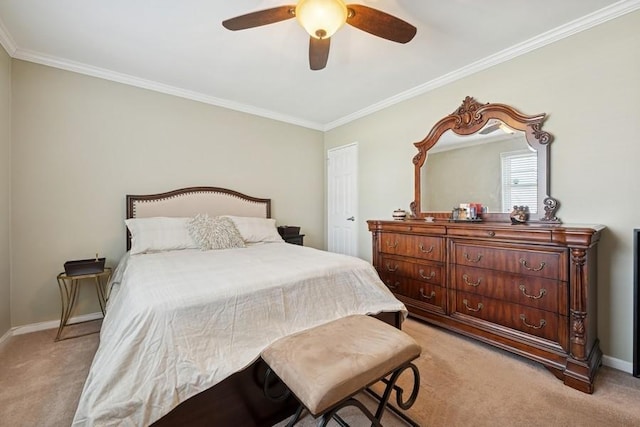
[634,229,639,377]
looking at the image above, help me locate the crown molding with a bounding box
[323,0,640,131]
[11,48,325,131]
[0,16,17,56]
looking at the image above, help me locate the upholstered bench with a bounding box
[261,315,421,426]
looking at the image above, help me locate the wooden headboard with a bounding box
[125,186,271,250]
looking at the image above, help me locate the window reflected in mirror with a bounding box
[500,149,537,213]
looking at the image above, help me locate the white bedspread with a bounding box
[72,243,406,426]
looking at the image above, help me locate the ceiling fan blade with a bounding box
[346,4,416,43]
[222,6,296,31]
[309,37,330,71]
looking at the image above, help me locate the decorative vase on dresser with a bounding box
[369,97,605,393]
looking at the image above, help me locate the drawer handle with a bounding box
[419,269,436,280]
[385,280,400,290]
[487,231,495,237]
[386,241,398,249]
[462,299,483,312]
[520,314,547,330]
[462,274,481,287]
[520,259,546,272]
[464,252,483,263]
[419,288,436,300]
[385,262,398,272]
[419,243,434,254]
[519,284,547,300]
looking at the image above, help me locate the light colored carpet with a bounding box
[1,318,640,426]
[0,320,101,427]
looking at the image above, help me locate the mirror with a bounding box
[411,97,559,223]
[421,127,536,214]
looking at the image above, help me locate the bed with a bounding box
[72,186,407,427]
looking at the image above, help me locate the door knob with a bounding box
[346,216,355,221]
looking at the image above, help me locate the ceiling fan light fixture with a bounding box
[295,0,348,39]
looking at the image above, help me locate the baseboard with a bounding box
[0,328,12,347]
[603,354,633,374]
[11,312,103,336]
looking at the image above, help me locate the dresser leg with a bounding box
[563,340,602,394]
[543,365,564,381]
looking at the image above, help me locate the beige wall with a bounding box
[10,60,324,327]
[0,46,11,337]
[325,11,640,363]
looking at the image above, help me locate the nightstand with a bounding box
[55,268,112,341]
[283,234,305,246]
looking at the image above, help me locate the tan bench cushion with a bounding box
[261,315,421,416]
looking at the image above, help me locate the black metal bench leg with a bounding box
[368,362,421,426]
[285,404,305,427]
[317,397,382,427]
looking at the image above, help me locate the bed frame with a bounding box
[123,186,402,426]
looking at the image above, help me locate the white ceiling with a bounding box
[0,0,637,130]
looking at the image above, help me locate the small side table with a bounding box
[55,268,112,341]
[283,234,305,246]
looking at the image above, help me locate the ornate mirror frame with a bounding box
[411,96,560,223]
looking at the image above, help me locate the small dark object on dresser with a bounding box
[277,226,300,236]
[510,206,529,224]
[64,258,105,276]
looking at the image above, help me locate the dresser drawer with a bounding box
[378,271,404,294]
[403,235,443,261]
[380,233,444,262]
[379,272,445,311]
[452,242,567,280]
[379,255,443,285]
[452,265,567,315]
[447,226,552,243]
[454,292,562,342]
[404,278,445,312]
[378,256,414,278]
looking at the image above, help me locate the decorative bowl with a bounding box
[392,209,407,220]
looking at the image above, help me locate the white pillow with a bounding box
[125,217,198,255]
[224,216,284,243]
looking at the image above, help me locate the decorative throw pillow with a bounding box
[188,214,246,250]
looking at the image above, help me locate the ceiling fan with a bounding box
[222,0,417,70]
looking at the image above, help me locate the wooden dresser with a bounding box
[368,219,604,393]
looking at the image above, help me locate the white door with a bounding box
[327,143,358,256]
